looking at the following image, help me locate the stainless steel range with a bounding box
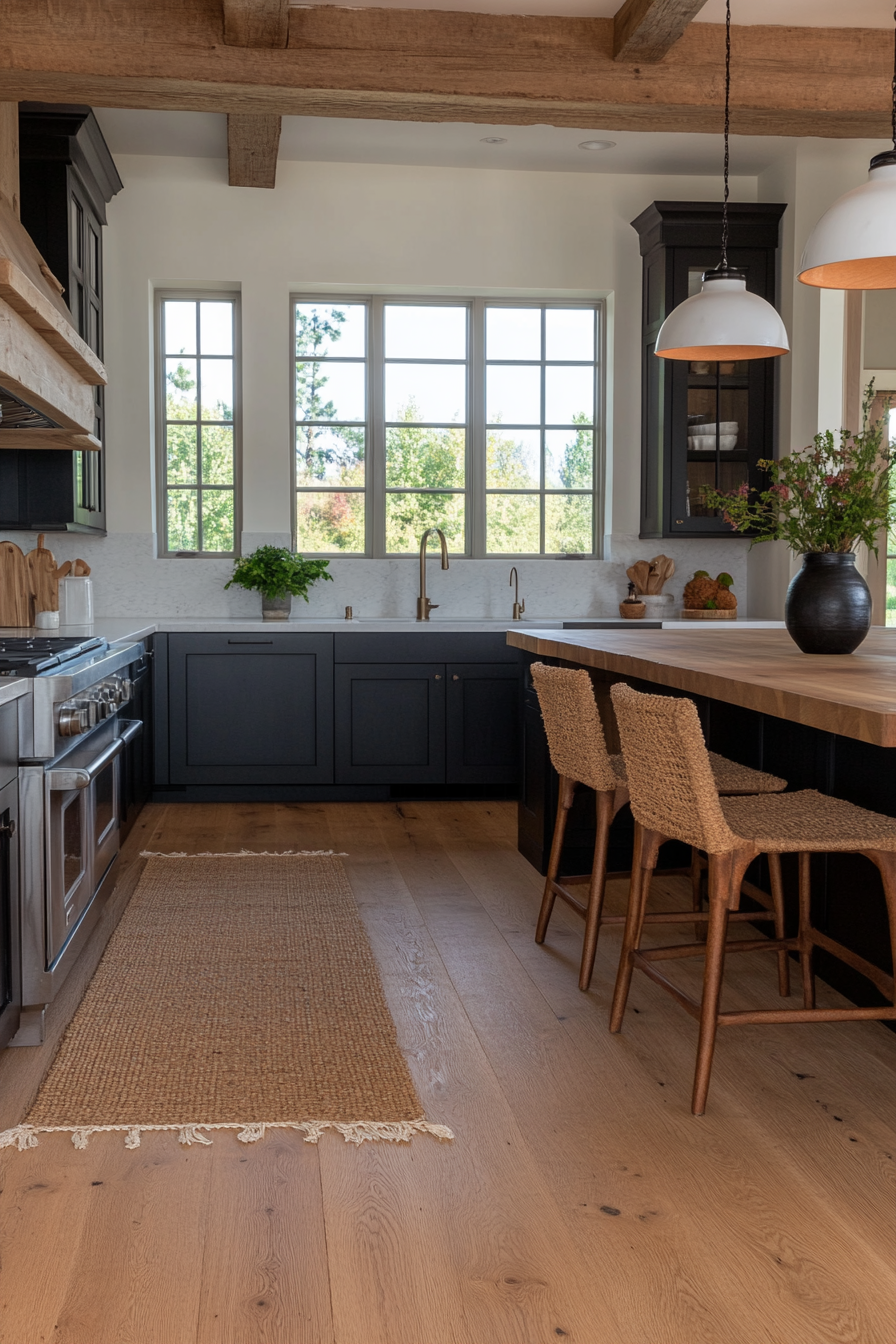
[3,635,147,1046]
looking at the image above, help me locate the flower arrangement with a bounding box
[700,387,894,556]
[225,546,333,602]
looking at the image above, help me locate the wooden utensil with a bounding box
[0,541,33,626]
[72,558,91,577]
[626,560,651,595]
[26,533,60,614]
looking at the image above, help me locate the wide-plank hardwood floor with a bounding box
[1,800,894,1344]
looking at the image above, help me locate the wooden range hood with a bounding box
[0,103,106,452]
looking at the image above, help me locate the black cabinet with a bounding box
[336,664,446,784]
[120,641,154,843]
[4,103,122,533]
[154,630,522,800]
[446,663,521,784]
[631,202,786,540]
[166,633,334,786]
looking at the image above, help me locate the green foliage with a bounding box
[225,546,334,602]
[701,386,894,557]
[294,309,595,555]
[694,569,710,578]
[165,360,235,553]
[716,572,734,587]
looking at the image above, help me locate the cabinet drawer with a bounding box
[335,664,445,784]
[168,634,333,785]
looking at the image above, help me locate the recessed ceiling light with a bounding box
[578,140,616,151]
[480,136,508,144]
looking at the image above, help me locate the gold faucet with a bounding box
[417,527,449,621]
[509,566,525,621]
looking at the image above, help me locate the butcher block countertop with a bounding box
[507,626,896,749]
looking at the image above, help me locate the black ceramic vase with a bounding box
[784,552,871,655]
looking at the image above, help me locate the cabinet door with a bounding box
[335,664,445,784]
[0,775,20,1051]
[446,663,521,784]
[168,634,333,785]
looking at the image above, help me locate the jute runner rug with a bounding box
[1,852,452,1152]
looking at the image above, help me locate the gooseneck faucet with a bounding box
[509,566,525,621]
[417,527,449,621]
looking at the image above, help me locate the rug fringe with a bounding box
[0,1119,453,1151]
[139,850,349,858]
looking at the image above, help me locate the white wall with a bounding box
[6,153,768,618]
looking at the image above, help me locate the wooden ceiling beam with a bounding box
[613,0,710,63]
[0,3,892,139]
[223,0,288,49]
[227,112,281,187]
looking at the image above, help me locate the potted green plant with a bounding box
[224,546,333,621]
[701,387,894,654]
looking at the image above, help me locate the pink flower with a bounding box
[737,483,750,497]
[770,483,790,500]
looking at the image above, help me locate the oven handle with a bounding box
[117,718,143,746]
[47,735,125,791]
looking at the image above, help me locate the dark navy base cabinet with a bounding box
[167,633,334,786]
[336,664,446,784]
[154,629,522,801]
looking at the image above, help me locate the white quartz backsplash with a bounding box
[0,530,751,620]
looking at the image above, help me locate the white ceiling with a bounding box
[94,110,821,177]
[291,0,893,21]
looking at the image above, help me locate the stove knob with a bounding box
[58,704,89,736]
[120,679,134,702]
[83,698,100,728]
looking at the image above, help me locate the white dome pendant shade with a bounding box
[798,152,896,290]
[654,265,790,361]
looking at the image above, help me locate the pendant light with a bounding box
[798,8,896,289]
[655,0,789,361]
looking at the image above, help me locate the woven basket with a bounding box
[681,607,738,620]
[619,602,646,619]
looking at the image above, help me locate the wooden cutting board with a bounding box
[0,542,33,627]
[26,534,59,614]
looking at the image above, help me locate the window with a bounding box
[293,297,602,557]
[156,293,240,556]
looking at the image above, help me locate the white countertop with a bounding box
[0,616,787,645]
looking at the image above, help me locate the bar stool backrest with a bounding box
[530,663,617,794]
[611,683,738,854]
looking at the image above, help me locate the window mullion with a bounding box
[370,297,385,558]
[469,297,484,558]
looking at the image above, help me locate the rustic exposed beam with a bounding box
[0,3,892,139]
[223,0,288,49]
[613,0,710,63]
[227,113,281,187]
[0,103,19,217]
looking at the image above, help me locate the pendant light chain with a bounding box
[721,0,731,269]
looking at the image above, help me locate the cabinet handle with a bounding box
[0,819,15,839]
[434,674,442,680]
[452,674,460,681]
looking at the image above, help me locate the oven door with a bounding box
[46,733,124,970]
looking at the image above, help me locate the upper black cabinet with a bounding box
[631,202,786,539]
[2,104,122,534]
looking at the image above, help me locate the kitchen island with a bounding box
[509,624,896,1017]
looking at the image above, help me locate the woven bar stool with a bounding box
[530,663,787,992]
[609,682,896,1115]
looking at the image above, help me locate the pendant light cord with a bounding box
[892,3,896,151]
[721,0,731,268]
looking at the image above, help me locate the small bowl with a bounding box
[688,433,738,452]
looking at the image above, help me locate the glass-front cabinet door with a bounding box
[632,204,785,539]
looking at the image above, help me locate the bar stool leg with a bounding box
[579,788,614,992]
[869,851,896,1011]
[797,852,815,1009]
[535,775,576,944]
[692,851,738,1116]
[609,824,658,1033]
[767,852,791,998]
[691,848,705,942]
